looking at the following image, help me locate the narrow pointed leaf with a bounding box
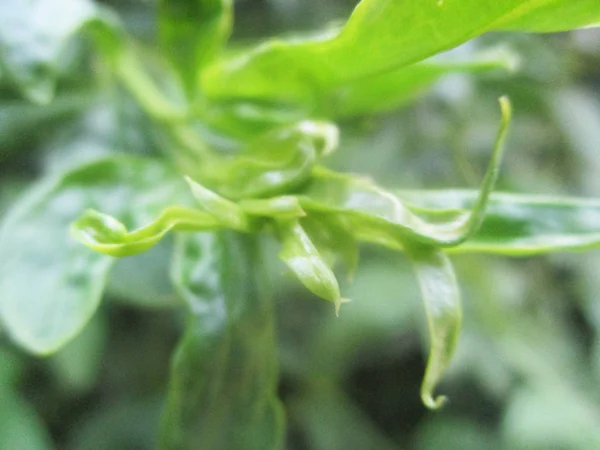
[0,156,187,354]
[162,232,284,449]
[405,244,461,410]
[276,220,343,315]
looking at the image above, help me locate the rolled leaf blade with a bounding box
[71,206,220,257]
[297,97,510,249]
[405,244,462,410]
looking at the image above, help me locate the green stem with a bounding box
[160,231,285,450]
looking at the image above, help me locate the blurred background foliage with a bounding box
[1,0,600,449]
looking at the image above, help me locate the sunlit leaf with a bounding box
[202,0,600,111]
[72,206,220,257]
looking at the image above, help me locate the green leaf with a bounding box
[405,244,461,410]
[161,232,284,450]
[0,0,119,103]
[72,206,219,257]
[276,219,344,315]
[158,0,233,97]
[326,46,518,118]
[399,190,600,255]
[0,156,188,354]
[185,177,250,231]
[199,121,338,199]
[202,0,599,109]
[296,97,510,250]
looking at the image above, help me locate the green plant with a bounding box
[0,0,599,448]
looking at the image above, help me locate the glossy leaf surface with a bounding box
[0,156,187,354]
[202,0,600,109]
[162,232,284,449]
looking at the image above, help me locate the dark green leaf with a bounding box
[158,0,233,97]
[161,232,284,449]
[0,0,119,103]
[0,156,188,354]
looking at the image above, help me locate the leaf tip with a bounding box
[421,391,449,410]
[334,297,351,317]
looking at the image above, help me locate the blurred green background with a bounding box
[1,1,600,449]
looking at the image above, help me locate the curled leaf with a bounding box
[71,206,220,257]
[203,121,339,199]
[276,220,344,315]
[400,190,600,255]
[405,244,461,410]
[298,97,511,249]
